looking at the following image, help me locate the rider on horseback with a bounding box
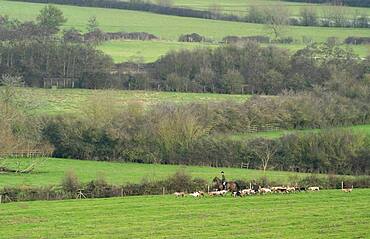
[221,171,227,190]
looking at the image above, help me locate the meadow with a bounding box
[0,157,313,187]
[15,88,250,115]
[223,124,370,140]
[1,0,370,62]
[98,40,217,63]
[0,189,369,238]
[170,0,370,17]
[1,0,370,42]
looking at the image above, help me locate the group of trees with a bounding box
[144,42,370,95]
[35,76,369,175]
[0,6,115,88]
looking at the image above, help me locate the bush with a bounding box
[344,37,370,45]
[178,33,205,42]
[61,170,80,193]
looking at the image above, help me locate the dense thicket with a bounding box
[40,93,370,174]
[0,14,114,88]
[145,42,370,95]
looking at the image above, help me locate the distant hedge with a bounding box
[283,0,370,8]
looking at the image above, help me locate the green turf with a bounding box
[98,40,217,63]
[0,189,369,238]
[1,0,370,42]
[13,88,250,115]
[224,124,370,140]
[171,0,370,17]
[0,157,313,187]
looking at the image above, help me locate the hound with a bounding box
[308,186,320,191]
[342,186,353,193]
[174,192,186,197]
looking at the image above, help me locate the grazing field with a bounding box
[0,157,312,187]
[224,124,370,140]
[1,0,370,42]
[1,189,369,238]
[15,88,250,115]
[171,0,370,17]
[98,40,217,63]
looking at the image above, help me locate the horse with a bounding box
[212,177,239,192]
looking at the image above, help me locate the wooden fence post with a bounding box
[162,187,165,195]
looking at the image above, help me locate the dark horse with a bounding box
[212,177,239,192]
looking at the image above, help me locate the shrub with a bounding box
[61,170,80,193]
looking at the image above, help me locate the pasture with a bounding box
[0,157,311,187]
[14,88,250,115]
[171,0,370,17]
[1,0,370,42]
[0,189,369,238]
[223,124,370,140]
[98,40,217,63]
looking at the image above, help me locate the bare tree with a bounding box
[250,139,278,172]
[263,4,290,39]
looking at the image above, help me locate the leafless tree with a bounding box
[263,4,290,39]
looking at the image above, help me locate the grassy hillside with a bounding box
[98,40,217,63]
[0,157,311,187]
[15,88,250,115]
[223,124,370,140]
[1,189,369,238]
[1,0,370,42]
[171,0,370,17]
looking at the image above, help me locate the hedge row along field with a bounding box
[1,190,369,238]
[0,158,313,187]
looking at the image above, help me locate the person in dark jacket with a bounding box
[221,171,227,190]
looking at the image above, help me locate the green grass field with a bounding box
[98,40,217,63]
[171,0,370,17]
[223,124,370,140]
[1,0,370,42]
[1,189,369,238]
[0,157,313,187]
[15,88,250,115]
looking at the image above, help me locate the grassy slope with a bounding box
[0,190,369,238]
[15,88,250,115]
[98,40,217,63]
[223,124,370,140]
[0,157,311,187]
[1,0,370,42]
[171,0,370,17]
